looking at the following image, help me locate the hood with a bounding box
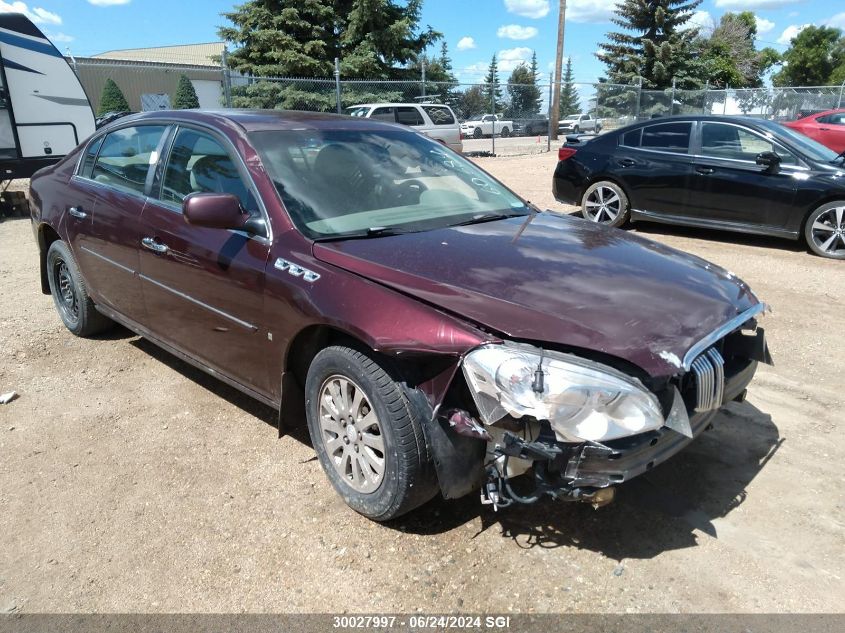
[313,214,760,377]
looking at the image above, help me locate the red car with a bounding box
[29,110,771,521]
[784,108,845,153]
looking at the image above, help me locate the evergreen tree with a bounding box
[507,63,541,117]
[559,58,580,116]
[482,54,503,113]
[437,42,458,105]
[219,0,336,77]
[98,78,129,116]
[174,75,200,109]
[597,0,704,115]
[529,50,542,112]
[219,0,440,80]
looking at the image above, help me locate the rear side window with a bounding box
[621,128,641,147]
[422,105,455,125]
[817,113,845,125]
[159,127,257,213]
[395,107,424,126]
[641,122,692,154]
[78,135,104,178]
[91,125,167,195]
[370,107,395,122]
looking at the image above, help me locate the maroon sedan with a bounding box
[784,108,845,154]
[29,110,772,520]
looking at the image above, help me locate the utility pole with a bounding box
[549,0,567,141]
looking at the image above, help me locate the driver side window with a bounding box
[700,123,798,166]
[159,128,257,213]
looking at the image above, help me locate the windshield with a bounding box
[249,129,529,240]
[768,121,840,162]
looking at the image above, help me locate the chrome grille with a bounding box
[691,347,726,412]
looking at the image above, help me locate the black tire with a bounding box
[472,128,482,139]
[573,125,580,134]
[46,240,113,337]
[581,180,630,228]
[305,345,439,521]
[501,127,510,138]
[804,201,845,259]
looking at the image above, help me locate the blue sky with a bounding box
[1,0,843,84]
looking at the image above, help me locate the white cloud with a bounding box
[504,0,549,20]
[567,0,619,23]
[456,36,476,51]
[0,2,61,25]
[714,0,804,9]
[45,31,73,42]
[498,46,533,72]
[755,16,775,35]
[824,12,845,29]
[684,10,716,34]
[777,23,809,45]
[87,0,130,6]
[497,24,538,40]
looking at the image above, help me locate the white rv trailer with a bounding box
[0,13,95,180]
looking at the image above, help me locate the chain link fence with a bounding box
[70,58,845,156]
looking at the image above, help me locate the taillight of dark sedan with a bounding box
[30,109,771,521]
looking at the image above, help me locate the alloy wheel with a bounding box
[584,186,621,223]
[318,375,385,494]
[810,205,845,257]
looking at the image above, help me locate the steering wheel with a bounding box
[395,179,428,204]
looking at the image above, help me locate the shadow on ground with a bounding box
[130,336,781,561]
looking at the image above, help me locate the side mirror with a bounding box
[755,151,781,170]
[183,192,263,235]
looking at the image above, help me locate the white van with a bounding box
[346,103,462,153]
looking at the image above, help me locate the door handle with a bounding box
[696,166,715,175]
[819,127,830,131]
[68,206,87,219]
[141,237,169,254]
[618,158,636,167]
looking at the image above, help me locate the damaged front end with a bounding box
[434,308,771,511]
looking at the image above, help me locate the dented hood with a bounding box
[313,213,760,377]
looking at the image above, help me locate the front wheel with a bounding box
[46,240,113,337]
[472,128,482,139]
[501,127,510,137]
[804,201,845,259]
[573,125,580,134]
[581,181,630,228]
[305,345,438,521]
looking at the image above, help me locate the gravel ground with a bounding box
[0,156,843,614]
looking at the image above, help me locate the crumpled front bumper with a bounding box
[564,358,758,489]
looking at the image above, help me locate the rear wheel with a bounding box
[305,345,438,521]
[46,240,113,337]
[581,181,629,228]
[501,127,510,137]
[804,201,845,259]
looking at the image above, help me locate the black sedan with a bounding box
[552,115,845,259]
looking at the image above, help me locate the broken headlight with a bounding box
[462,344,664,443]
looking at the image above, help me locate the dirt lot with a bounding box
[1,154,843,614]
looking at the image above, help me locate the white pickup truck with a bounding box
[460,114,513,138]
[558,113,602,134]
